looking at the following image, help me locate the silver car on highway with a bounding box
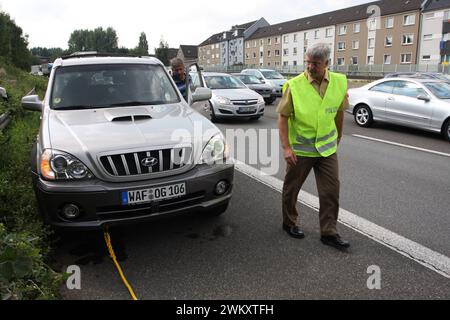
[21,54,234,230]
[191,72,265,122]
[348,78,450,141]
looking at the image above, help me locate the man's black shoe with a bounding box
[282,224,305,239]
[320,234,350,250]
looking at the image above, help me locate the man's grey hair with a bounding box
[306,43,331,62]
[170,57,185,68]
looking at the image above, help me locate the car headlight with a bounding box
[40,149,94,180]
[216,96,231,105]
[200,134,229,165]
[258,96,265,104]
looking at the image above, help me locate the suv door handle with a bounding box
[387,97,395,101]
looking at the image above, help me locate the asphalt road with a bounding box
[56,94,450,300]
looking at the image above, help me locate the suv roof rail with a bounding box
[61,51,146,60]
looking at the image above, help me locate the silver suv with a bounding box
[22,53,234,230]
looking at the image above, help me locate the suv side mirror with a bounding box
[22,95,43,112]
[192,87,212,102]
[417,95,430,102]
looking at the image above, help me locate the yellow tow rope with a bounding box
[103,230,138,300]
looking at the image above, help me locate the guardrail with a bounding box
[202,64,450,80]
[0,111,11,132]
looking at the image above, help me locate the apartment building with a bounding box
[198,18,269,67]
[334,0,423,66]
[419,0,450,65]
[198,33,222,67]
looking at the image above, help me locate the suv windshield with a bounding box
[205,75,246,90]
[424,82,450,99]
[261,70,284,80]
[51,64,179,109]
[236,75,262,85]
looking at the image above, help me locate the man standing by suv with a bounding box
[277,43,350,250]
[171,58,190,102]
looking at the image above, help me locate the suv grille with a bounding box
[100,147,192,177]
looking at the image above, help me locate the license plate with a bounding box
[239,106,256,112]
[121,183,186,205]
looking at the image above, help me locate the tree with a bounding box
[67,27,118,53]
[155,36,169,65]
[134,32,149,56]
[0,11,33,70]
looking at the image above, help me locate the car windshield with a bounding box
[424,82,450,99]
[50,64,179,109]
[431,73,450,82]
[236,75,262,85]
[261,70,284,79]
[205,75,246,89]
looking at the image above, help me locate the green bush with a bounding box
[0,224,64,300]
[0,59,63,300]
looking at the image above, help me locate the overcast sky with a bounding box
[0,0,373,52]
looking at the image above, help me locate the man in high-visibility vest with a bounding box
[277,43,350,250]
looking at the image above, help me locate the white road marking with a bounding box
[235,160,450,279]
[353,134,450,157]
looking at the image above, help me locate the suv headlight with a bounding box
[216,96,231,105]
[258,96,265,104]
[40,149,94,180]
[200,134,229,165]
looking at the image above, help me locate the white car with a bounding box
[191,72,265,122]
[348,78,450,141]
[241,69,286,97]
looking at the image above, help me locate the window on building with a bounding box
[216,44,219,49]
[267,38,271,45]
[422,55,431,60]
[260,52,263,58]
[260,39,264,46]
[293,34,298,42]
[385,17,394,29]
[337,57,345,65]
[304,32,308,40]
[338,25,347,35]
[352,56,358,65]
[283,61,288,66]
[326,28,333,37]
[293,60,297,66]
[275,50,280,56]
[353,23,360,33]
[253,52,256,58]
[401,53,412,64]
[275,37,280,44]
[293,47,297,56]
[384,55,391,64]
[315,30,320,39]
[245,53,249,60]
[402,34,414,45]
[246,42,250,48]
[267,50,271,57]
[385,36,393,47]
[283,48,289,56]
[445,10,450,20]
[368,38,375,49]
[254,41,257,47]
[367,56,374,65]
[284,35,289,43]
[352,40,359,50]
[403,15,415,26]
[425,13,435,20]
[424,34,433,41]
[338,42,346,51]
[369,19,377,31]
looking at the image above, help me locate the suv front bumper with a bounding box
[33,164,234,230]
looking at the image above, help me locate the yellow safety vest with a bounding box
[284,71,347,158]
